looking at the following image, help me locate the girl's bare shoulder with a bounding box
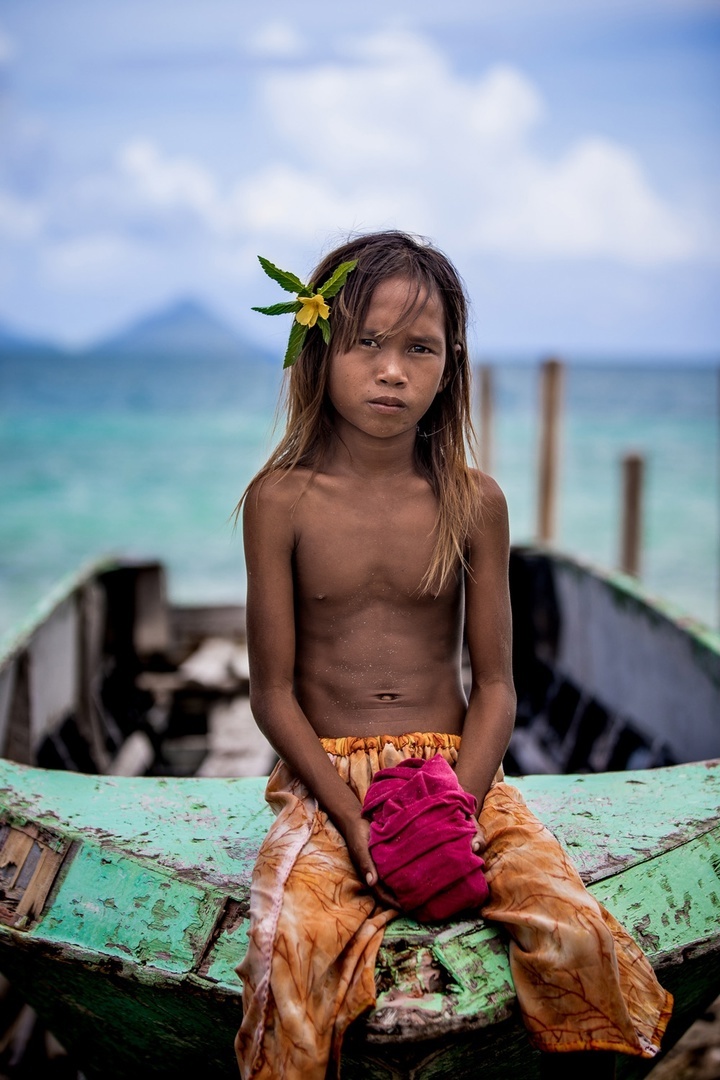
[244,467,315,516]
[464,471,510,563]
[468,468,508,518]
[242,468,320,559]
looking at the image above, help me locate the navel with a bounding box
[375,692,399,702]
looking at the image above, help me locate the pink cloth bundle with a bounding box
[361,755,489,921]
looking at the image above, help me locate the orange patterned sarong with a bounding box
[235,733,672,1079]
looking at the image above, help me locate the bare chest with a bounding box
[293,482,440,601]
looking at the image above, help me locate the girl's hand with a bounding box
[342,815,399,909]
[471,817,488,855]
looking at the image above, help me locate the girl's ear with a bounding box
[439,343,461,391]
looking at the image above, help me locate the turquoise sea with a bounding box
[1,356,718,647]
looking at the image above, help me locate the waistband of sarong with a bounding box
[319,732,462,758]
[318,733,463,805]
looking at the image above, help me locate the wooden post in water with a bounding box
[536,357,564,544]
[478,365,493,474]
[620,452,645,578]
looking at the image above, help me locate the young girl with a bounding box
[234,232,671,1080]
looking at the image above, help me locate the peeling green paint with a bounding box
[0,758,717,1078]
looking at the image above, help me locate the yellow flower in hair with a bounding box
[252,254,357,367]
[296,293,330,328]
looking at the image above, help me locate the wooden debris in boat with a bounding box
[196,697,276,777]
[136,639,249,699]
[178,637,249,691]
[134,670,183,699]
[107,730,155,777]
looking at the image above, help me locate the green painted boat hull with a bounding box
[0,759,718,1078]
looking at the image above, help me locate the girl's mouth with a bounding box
[369,397,406,413]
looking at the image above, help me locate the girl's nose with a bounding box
[377,349,407,385]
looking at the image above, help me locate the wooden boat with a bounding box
[0,550,719,1078]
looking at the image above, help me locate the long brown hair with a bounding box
[239,231,479,593]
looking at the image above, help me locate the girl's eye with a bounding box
[410,344,431,354]
[359,337,379,348]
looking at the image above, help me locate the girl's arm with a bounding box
[243,475,393,901]
[454,474,517,817]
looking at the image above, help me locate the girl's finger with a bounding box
[373,880,400,909]
[472,820,487,852]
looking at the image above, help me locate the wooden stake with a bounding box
[536,358,564,544]
[620,452,645,578]
[479,365,493,473]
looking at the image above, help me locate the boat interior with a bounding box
[3,549,716,784]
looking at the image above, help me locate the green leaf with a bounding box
[258,256,307,294]
[318,317,332,346]
[318,260,358,298]
[251,301,301,316]
[283,321,308,368]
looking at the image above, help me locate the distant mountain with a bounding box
[1,298,281,412]
[84,298,272,367]
[0,320,66,359]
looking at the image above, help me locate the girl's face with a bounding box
[327,275,450,444]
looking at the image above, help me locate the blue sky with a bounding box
[0,0,718,357]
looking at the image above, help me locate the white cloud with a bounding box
[119,140,218,219]
[254,30,697,265]
[41,233,142,285]
[65,138,423,248]
[0,25,707,341]
[471,138,696,263]
[247,21,305,58]
[47,141,225,241]
[466,66,544,143]
[228,164,426,241]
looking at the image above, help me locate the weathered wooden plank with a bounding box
[76,579,112,772]
[2,761,716,893]
[510,761,720,882]
[132,563,171,659]
[0,760,717,1079]
[27,595,79,750]
[0,662,16,757]
[38,845,222,974]
[15,846,67,923]
[548,554,720,762]
[1,654,31,766]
